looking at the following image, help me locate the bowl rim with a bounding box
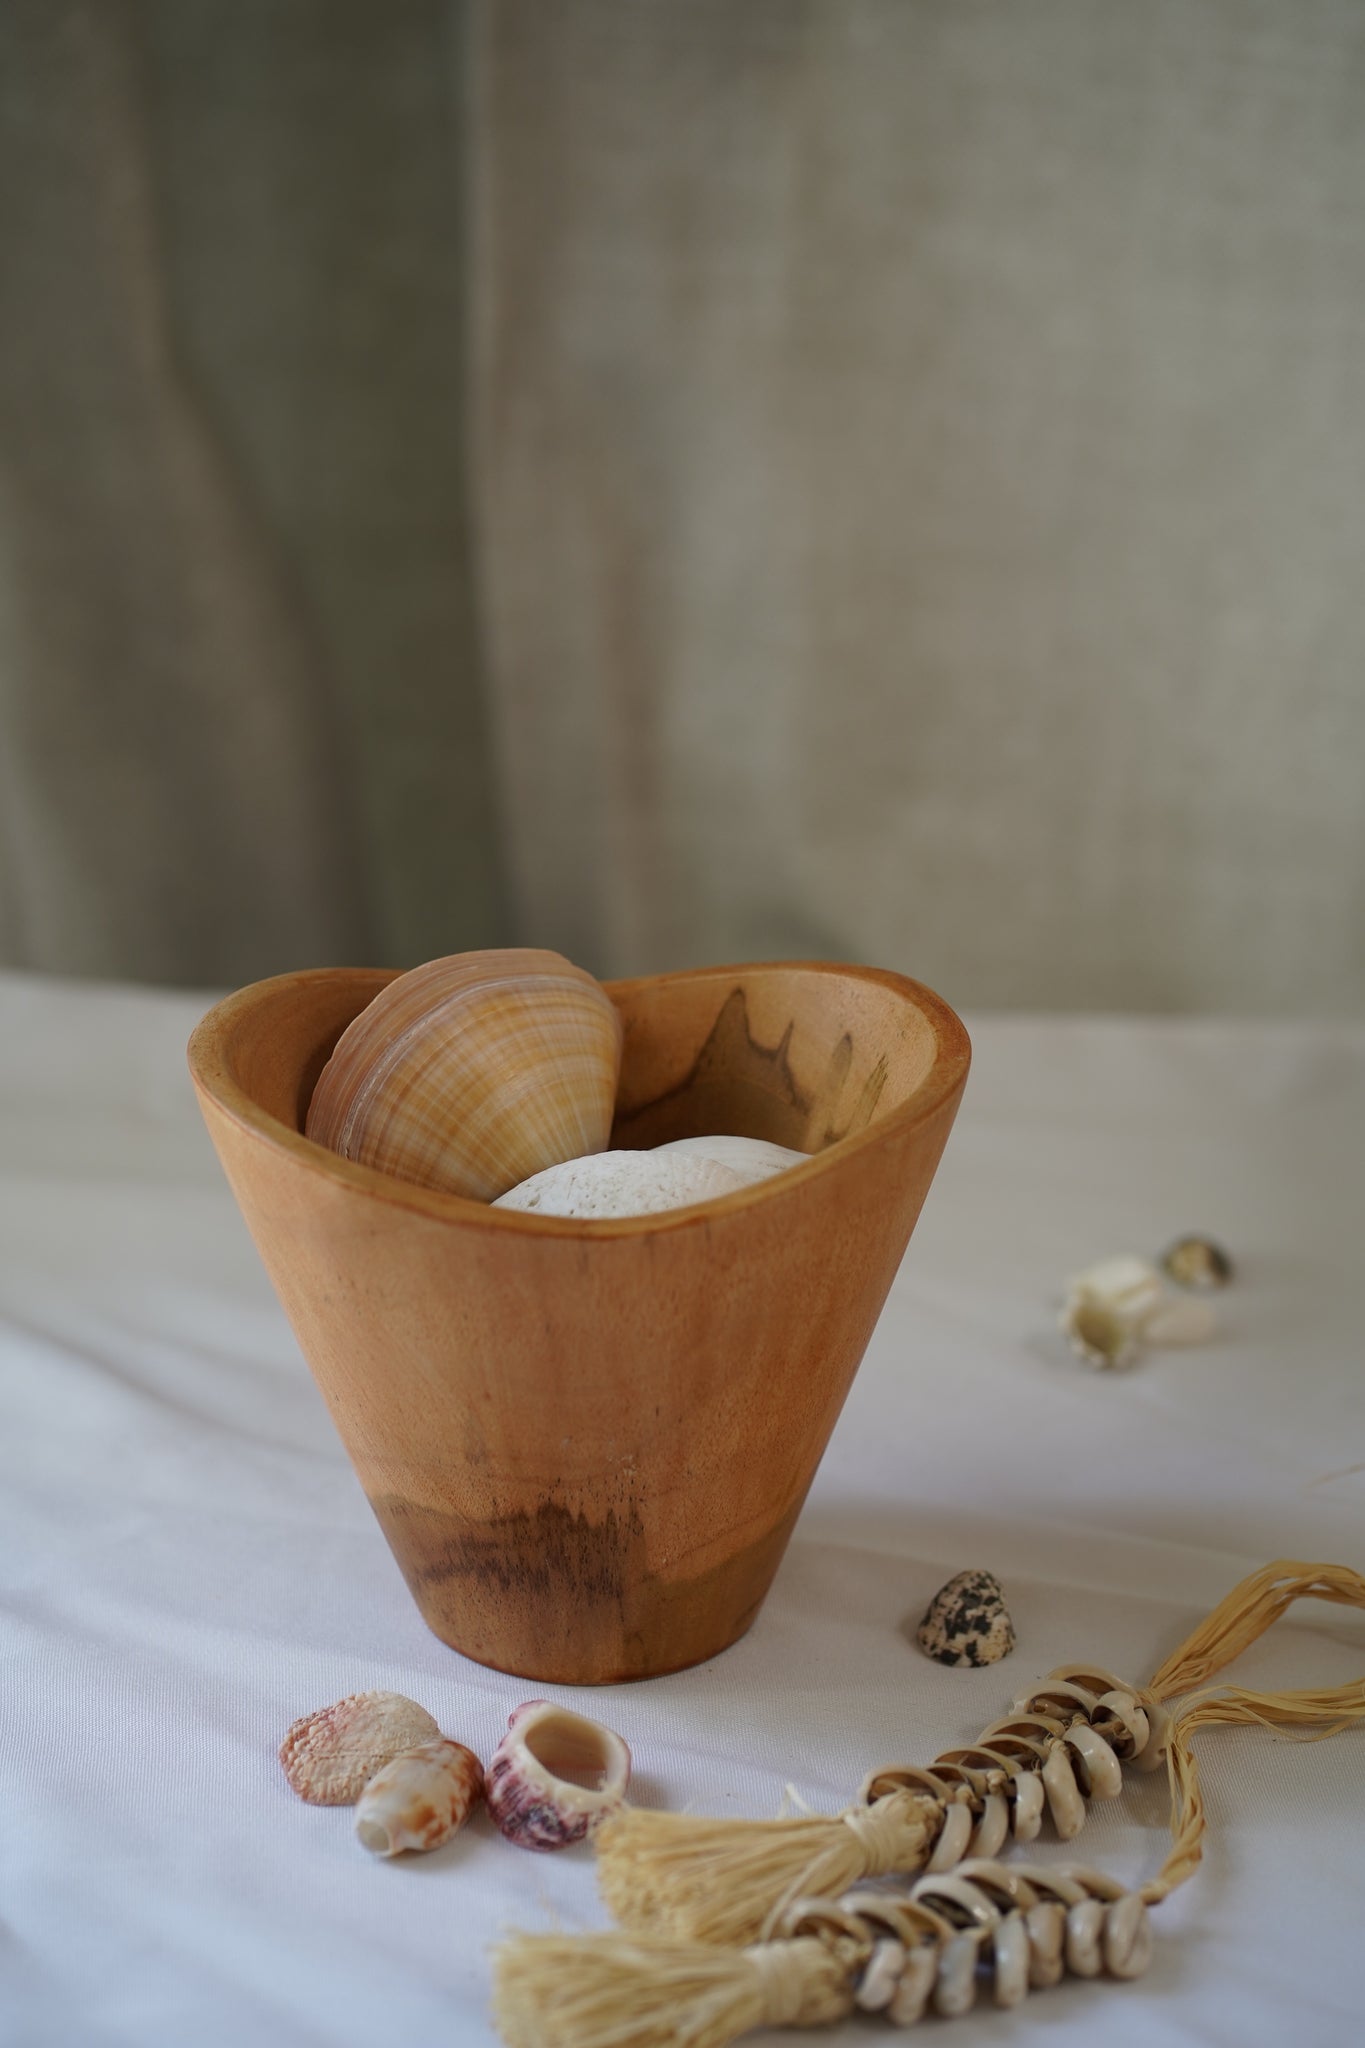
[187,958,970,1239]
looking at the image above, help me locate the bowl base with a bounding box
[370,1489,805,1684]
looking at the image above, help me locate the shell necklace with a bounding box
[492,1559,1365,2045]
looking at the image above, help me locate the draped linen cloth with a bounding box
[3,1,1365,1011]
[3,967,1363,2045]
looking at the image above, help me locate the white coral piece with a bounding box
[493,1150,748,1218]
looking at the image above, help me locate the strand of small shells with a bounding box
[803,1858,1154,2019]
[496,1562,1365,2048]
[594,1661,1166,1945]
[492,1862,1153,2048]
[280,1691,629,1857]
[861,1661,1169,1867]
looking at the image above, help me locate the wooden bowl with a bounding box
[188,961,969,1683]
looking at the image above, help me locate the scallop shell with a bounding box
[279,1690,441,1805]
[305,949,623,1202]
[484,1699,631,1850]
[354,1737,484,1857]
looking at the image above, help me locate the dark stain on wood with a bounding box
[822,1051,889,1148]
[370,1488,805,1683]
[613,986,812,1149]
[614,985,887,1152]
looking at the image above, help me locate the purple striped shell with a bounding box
[485,1699,631,1851]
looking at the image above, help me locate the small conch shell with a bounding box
[279,1690,440,1805]
[354,1737,484,1857]
[1060,1255,1164,1368]
[485,1699,631,1850]
[305,948,623,1202]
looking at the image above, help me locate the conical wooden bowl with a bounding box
[188,960,969,1683]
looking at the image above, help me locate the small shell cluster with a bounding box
[281,1690,630,1860]
[861,1663,1166,1869]
[915,1570,1015,1668]
[485,1700,632,1850]
[280,1689,482,1856]
[785,1859,1151,2027]
[1062,1251,1222,1369]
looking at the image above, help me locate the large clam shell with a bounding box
[305,949,623,1202]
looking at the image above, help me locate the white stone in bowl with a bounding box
[493,1150,749,1219]
[655,1135,808,1184]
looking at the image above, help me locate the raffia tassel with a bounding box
[1143,1671,1365,1904]
[491,1930,856,2048]
[595,1789,936,1945]
[1145,1561,1365,1700]
[593,1559,1365,1949]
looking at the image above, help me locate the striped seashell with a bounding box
[304,949,623,1202]
[485,1699,631,1851]
[354,1737,484,1857]
[279,1690,441,1806]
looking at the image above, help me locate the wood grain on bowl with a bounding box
[188,961,969,1683]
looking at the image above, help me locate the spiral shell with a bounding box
[354,1737,484,1857]
[305,949,623,1202]
[279,1690,441,1805]
[485,1700,631,1850]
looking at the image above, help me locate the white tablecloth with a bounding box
[2,970,1362,2048]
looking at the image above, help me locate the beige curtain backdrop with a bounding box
[0,0,507,986]
[2,0,1363,1012]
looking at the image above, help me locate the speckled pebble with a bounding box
[915,1569,1016,1668]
